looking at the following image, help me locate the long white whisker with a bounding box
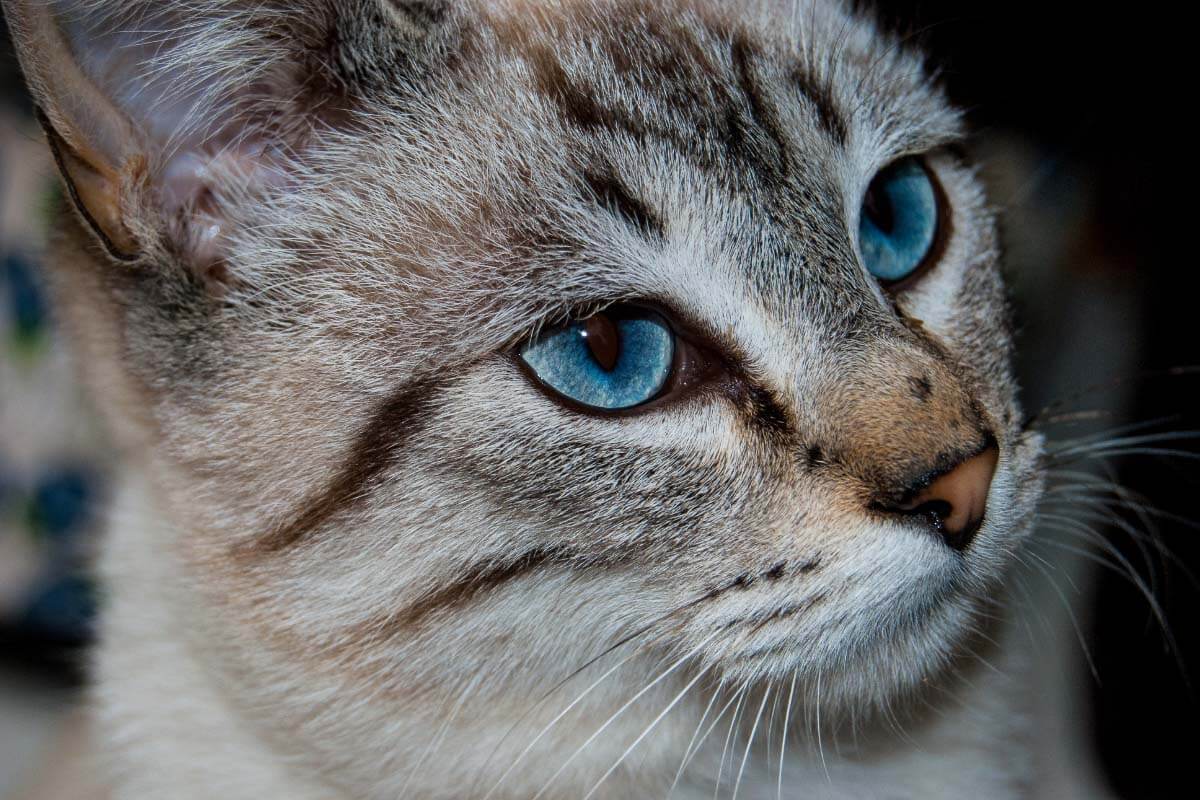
[732,687,772,800]
[482,639,649,800]
[765,680,784,777]
[669,683,745,799]
[532,630,720,800]
[398,678,475,799]
[583,660,717,800]
[714,688,749,800]
[1025,554,1100,682]
[816,670,831,783]
[778,669,797,800]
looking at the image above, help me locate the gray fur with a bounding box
[4,1,1061,797]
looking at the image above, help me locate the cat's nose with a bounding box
[884,441,1000,551]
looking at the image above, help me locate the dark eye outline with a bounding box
[856,155,952,293]
[514,302,722,418]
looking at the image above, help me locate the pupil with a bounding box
[863,180,895,234]
[583,314,620,372]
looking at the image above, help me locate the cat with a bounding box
[2,0,1102,797]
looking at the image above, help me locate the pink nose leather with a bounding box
[897,444,999,551]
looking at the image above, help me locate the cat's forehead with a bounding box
[477,0,959,156]
[464,4,951,296]
[273,0,965,360]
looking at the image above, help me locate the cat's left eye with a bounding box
[857,157,942,286]
[520,306,677,411]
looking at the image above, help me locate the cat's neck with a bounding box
[91,469,1039,800]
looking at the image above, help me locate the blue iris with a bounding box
[521,311,675,410]
[858,158,939,283]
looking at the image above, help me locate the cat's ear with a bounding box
[4,0,452,271]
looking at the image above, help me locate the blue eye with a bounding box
[858,157,941,284]
[520,308,675,411]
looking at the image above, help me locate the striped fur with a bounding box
[4,1,1066,797]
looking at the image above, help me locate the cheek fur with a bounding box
[421,376,781,560]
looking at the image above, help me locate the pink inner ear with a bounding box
[44,1,303,267]
[159,140,288,268]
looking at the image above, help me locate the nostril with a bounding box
[910,499,953,530]
[887,441,1000,552]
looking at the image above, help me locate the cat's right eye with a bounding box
[519,306,678,412]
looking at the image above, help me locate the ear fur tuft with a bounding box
[4,0,457,275]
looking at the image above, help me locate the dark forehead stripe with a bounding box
[246,377,444,555]
[525,10,847,191]
[791,62,848,144]
[529,44,694,158]
[728,34,790,185]
[582,170,665,239]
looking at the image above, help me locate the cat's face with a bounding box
[10,0,1043,793]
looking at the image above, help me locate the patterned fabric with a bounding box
[1,110,106,648]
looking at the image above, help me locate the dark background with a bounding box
[878,3,1195,796]
[1,3,1194,797]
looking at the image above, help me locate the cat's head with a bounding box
[7,0,1043,793]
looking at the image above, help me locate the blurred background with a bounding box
[0,2,1193,798]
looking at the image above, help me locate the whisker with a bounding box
[764,680,784,777]
[1037,531,1144,590]
[1039,518,1171,631]
[714,688,749,800]
[1021,548,1100,682]
[583,657,719,800]
[482,585,733,794]
[1035,525,1188,683]
[398,677,476,799]
[1025,367,1200,431]
[816,670,830,783]
[1041,490,1200,588]
[1061,446,1200,465]
[777,668,798,800]
[532,630,720,800]
[732,686,771,800]
[674,684,750,799]
[1046,498,1169,585]
[481,641,648,800]
[667,682,729,799]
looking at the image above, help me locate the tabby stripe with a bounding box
[583,170,665,240]
[531,46,697,160]
[791,64,848,145]
[366,547,567,635]
[249,377,444,554]
[729,35,791,180]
